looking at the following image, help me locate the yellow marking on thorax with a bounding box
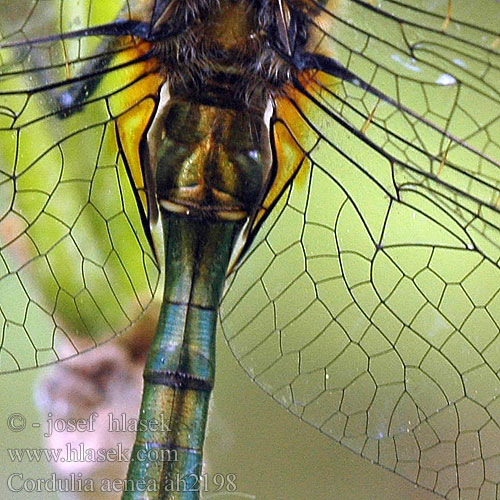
[108,40,165,216]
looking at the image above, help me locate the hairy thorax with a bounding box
[146,0,299,109]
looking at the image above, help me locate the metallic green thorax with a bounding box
[124,95,271,500]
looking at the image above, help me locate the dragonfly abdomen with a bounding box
[125,214,242,500]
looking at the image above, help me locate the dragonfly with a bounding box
[0,0,499,499]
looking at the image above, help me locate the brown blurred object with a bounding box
[35,303,158,500]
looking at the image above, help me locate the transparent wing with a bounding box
[220,1,500,498]
[0,0,163,372]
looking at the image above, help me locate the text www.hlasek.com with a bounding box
[7,442,156,463]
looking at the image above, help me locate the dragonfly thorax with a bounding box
[155,98,272,221]
[145,0,313,107]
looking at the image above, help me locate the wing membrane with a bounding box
[0,0,163,372]
[221,1,500,498]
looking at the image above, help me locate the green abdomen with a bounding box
[124,96,271,499]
